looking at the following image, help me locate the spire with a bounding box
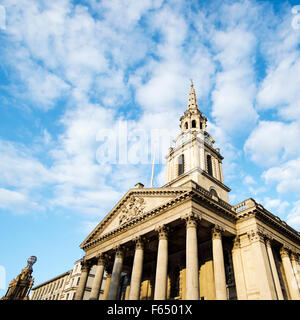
[187,79,198,110]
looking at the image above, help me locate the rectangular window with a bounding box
[178,154,185,176]
[207,155,213,176]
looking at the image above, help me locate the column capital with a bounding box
[290,253,298,262]
[247,229,265,243]
[211,225,223,240]
[232,236,240,249]
[113,246,124,259]
[265,238,272,248]
[280,246,290,258]
[155,225,169,240]
[181,213,200,229]
[95,253,106,266]
[132,236,145,250]
[81,259,92,272]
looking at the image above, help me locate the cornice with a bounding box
[236,207,300,245]
[190,185,235,221]
[204,141,224,160]
[202,171,231,192]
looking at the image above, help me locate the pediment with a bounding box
[81,187,190,248]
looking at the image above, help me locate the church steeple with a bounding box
[187,80,198,110]
[165,81,230,203]
[180,82,207,132]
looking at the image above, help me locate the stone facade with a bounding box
[75,83,300,300]
[31,258,107,300]
[31,271,70,300]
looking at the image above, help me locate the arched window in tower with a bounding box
[191,120,196,128]
[207,154,213,176]
[210,188,218,198]
[200,122,203,130]
[178,154,185,176]
[185,122,188,129]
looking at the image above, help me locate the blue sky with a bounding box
[1,0,300,295]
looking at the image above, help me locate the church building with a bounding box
[75,83,300,300]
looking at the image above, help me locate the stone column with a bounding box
[231,236,247,300]
[265,239,284,300]
[102,272,112,300]
[154,226,168,300]
[89,254,106,300]
[290,253,300,289]
[248,230,277,299]
[185,215,199,300]
[74,260,90,300]
[280,248,300,300]
[107,248,124,300]
[212,226,227,300]
[129,238,144,300]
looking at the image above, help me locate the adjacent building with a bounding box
[31,259,107,300]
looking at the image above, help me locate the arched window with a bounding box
[185,122,188,129]
[207,154,213,176]
[178,154,185,176]
[192,120,196,128]
[210,188,218,198]
[200,122,203,130]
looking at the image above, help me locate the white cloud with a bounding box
[262,157,300,193]
[0,140,54,189]
[287,200,300,230]
[79,220,99,235]
[256,5,300,122]
[244,175,256,185]
[210,28,258,134]
[257,55,300,121]
[0,188,42,213]
[244,121,300,166]
[262,197,289,216]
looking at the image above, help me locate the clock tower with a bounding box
[165,81,231,202]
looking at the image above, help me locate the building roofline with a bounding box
[32,270,71,290]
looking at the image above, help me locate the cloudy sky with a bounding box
[1,0,300,293]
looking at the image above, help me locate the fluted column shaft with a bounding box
[280,248,300,300]
[185,216,199,300]
[265,240,284,300]
[154,226,168,300]
[129,238,144,300]
[74,260,90,300]
[212,227,227,300]
[89,255,105,300]
[107,249,124,300]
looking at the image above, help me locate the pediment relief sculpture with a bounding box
[119,196,145,226]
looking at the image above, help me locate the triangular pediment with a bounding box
[81,187,190,248]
